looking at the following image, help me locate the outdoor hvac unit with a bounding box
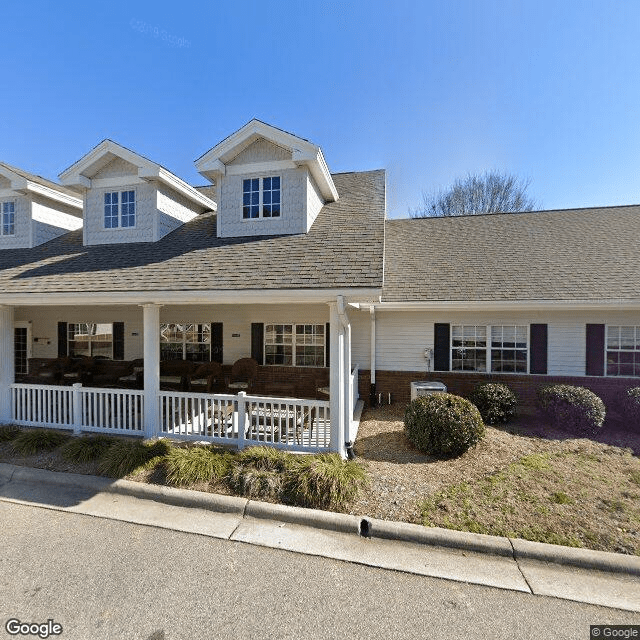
[410,381,447,401]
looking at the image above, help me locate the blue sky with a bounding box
[2,0,640,218]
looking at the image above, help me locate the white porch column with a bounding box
[329,302,346,458]
[142,303,161,438]
[0,305,14,423]
[343,318,352,446]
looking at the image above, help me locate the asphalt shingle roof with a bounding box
[382,206,640,302]
[0,170,385,295]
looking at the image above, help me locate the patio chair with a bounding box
[190,361,225,393]
[160,360,196,391]
[226,358,259,392]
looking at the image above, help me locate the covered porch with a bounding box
[0,294,364,456]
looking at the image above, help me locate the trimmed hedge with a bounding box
[537,384,605,436]
[469,383,517,424]
[404,393,485,457]
[620,387,640,428]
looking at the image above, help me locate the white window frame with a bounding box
[160,323,212,362]
[1,200,15,236]
[264,323,325,367]
[242,176,281,220]
[104,189,136,229]
[605,325,640,377]
[68,323,114,358]
[450,324,529,374]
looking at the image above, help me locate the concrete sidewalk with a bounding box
[1,462,639,613]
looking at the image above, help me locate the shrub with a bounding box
[227,446,295,500]
[98,438,172,477]
[469,383,517,424]
[0,426,21,442]
[60,435,118,463]
[11,429,70,456]
[620,387,640,428]
[286,454,369,510]
[537,385,605,436]
[404,393,485,457]
[164,446,232,487]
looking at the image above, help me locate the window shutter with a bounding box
[57,322,68,357]
[251,323,264,365]
[113,322,125,360]
[586,324,605,376]
[434,323,450,371]
[325,322,330,368]
[529,324,548,374]
[211,323,223,364]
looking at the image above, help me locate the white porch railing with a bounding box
[11,383,144,434]
[158,390,331,452]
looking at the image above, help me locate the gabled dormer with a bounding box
[0,162,83,249]
[195,120,338,238]
[59,140,216,246]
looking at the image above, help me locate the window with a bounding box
[243,176,280,219]
[104,190,136,228]
[265,324,325,366]
[451,325,528,373]
[606,326,640,376]
[160,323,211,362]
[2,201,15,236]
[68,323,113,358]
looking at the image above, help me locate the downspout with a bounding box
[369,305,376,407]
[336,296,353,458]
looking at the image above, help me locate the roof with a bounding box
[382,206,640,302]
[0,170,384,298]
[0,162,82,201]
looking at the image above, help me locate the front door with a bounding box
[14,322,31,375]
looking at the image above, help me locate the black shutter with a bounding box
[434,323,450,371]
[113,322,125,360]
[325,322,330,368]
[211,322,223,363]
[57,322,68,357]
[586,324,605,376]
[251,323,264,365]
[529,324,548,374]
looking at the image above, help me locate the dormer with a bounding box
[195,120,338,238]
[59,140,216,246]
[0,162,83,249]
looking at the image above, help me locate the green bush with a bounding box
[98,438,172,477]
[60,435,118,463]
[404,393,485,457]
[537,385,605,436]
[620,387,640,428]
[469,383,517,424]
[227,446,295,500]
[0,426,21,442]
[11,429,70,456]
[164,446,232,487]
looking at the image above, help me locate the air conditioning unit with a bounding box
[410,381,447,401]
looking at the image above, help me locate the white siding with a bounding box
[0,194,31,249]
[156,183,201,240]
[228,139,291,165]
[217,168,308,238]
[93,157,139,179]
[31,195,82,246]
[306,173,324,230]
[350,308,640,376]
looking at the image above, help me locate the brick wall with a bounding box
[358,369,639,411]
[245,365,329,399]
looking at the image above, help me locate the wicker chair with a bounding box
[190,361,224,393]
[226,358,259,392]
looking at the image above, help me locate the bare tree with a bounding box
[410,171,539,218]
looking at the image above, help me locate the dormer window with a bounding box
[1,201,15,236]
[243,176,280,219]
[104,190,136,228]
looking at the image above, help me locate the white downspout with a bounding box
[370,305,376,406]
[336,296,353,458]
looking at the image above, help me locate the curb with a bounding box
[2,462,640,577]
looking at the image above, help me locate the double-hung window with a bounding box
[104,190,136,228]
[451,325,528,373]
[243,176,280,219]
[264,324,325,366]
[1,201,15,236]
[606,325,640,376]
[68,323,113,358]
[160,323,211,363]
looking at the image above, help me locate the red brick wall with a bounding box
[358,369,639,410]
[252,365,329,399]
